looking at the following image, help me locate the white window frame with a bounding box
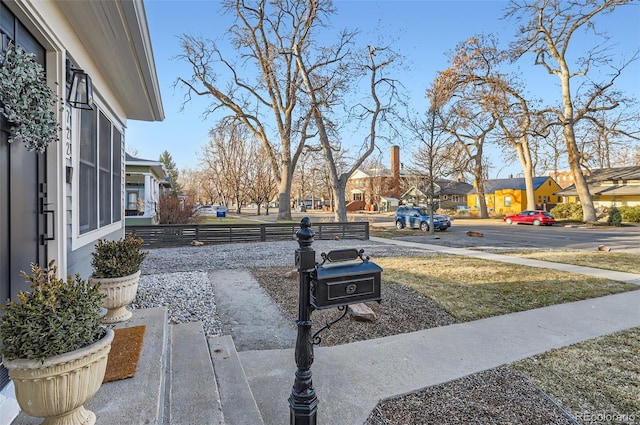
[72,97,124,249]
[504,196,512,207]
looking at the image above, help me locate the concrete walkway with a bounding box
[236,238,640,425]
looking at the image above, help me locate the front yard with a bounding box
[251,250,640,424]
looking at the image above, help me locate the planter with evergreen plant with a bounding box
[90,233,148,323]
[0,260,113,425]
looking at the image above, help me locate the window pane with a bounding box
[79,108,97,234]
[98,112,111,226]
[113,128,122,221]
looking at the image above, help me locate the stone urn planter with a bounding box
[92,271,141,323]
[4,328,114,425]
[91,234,148,324]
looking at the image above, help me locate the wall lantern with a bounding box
[66,59,93,110]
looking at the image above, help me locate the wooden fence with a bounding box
[126,222,369,248]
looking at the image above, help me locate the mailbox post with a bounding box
[289,218,382,424]
[289,217,318,424]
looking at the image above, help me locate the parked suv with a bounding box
[394,206,450,232]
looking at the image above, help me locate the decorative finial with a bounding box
[296,217,314,249]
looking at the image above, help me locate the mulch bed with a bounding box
[250,266,578,425]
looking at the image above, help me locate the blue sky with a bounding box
[126,0,640,179]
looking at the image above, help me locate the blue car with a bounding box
[394,206,450,232]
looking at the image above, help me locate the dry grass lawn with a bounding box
[376,255,639,322]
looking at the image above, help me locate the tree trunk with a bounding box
[334,183,347,222]
[559,56,596,222]
[515,140,537,211]
[277,170,293,220]
[565,124,597,222]
[473,147,489,219]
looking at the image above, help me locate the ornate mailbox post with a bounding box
[289,217,318,424]
[289,218,383,425]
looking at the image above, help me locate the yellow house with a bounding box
[467,176,563,215]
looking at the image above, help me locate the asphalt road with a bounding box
[385,218,640,254]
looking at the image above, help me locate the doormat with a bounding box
[103,325,146,383]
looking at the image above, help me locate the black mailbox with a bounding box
[310,249,382,309]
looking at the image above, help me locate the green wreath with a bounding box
[0,42,59,153]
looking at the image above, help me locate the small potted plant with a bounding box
[91,233,148,323]
[0,260,113,425]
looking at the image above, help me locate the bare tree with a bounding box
[433,60,499,218]
[405,80,458,233]
[533,123,567,176]
[246,142,278,215]
[438,35,543,211]
[200,124,252,213]
[176,0,344,220]
[506,0,639,222]
[579,105,640,169]
[293,44,399,221]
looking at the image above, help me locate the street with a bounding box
[381,217,640,254]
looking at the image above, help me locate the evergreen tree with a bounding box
[607,206,622,227]
[158,150,183,195]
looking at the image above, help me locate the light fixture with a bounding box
[66,59,93,110]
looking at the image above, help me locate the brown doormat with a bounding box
[103,325,146,383]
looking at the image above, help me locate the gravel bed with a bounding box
[130,271,223,337]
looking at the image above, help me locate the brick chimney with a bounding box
[391,145,400,199]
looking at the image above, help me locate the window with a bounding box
[504,196,512,207]
[78,105,123,235]
[127,192,138,211]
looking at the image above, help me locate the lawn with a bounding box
[376,255,639,322]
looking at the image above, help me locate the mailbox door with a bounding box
[311,261,382,309]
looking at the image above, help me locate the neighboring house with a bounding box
[125,153,170,225]
[467,177,563,215]
[401,179,473,212]
[0,1,163,421]
[555,166,640,209]
[346,145,404,211]
[548,170,575,189]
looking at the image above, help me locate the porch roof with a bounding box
[555,184,640,197]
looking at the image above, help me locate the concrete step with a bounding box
[168,322,225,424]
[12,306,170,425]
[208,335,264,425]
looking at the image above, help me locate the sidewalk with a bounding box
[235,237,640,424]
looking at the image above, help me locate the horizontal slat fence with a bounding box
[126,222,369,248]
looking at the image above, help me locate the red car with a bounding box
[503,210,556,226]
